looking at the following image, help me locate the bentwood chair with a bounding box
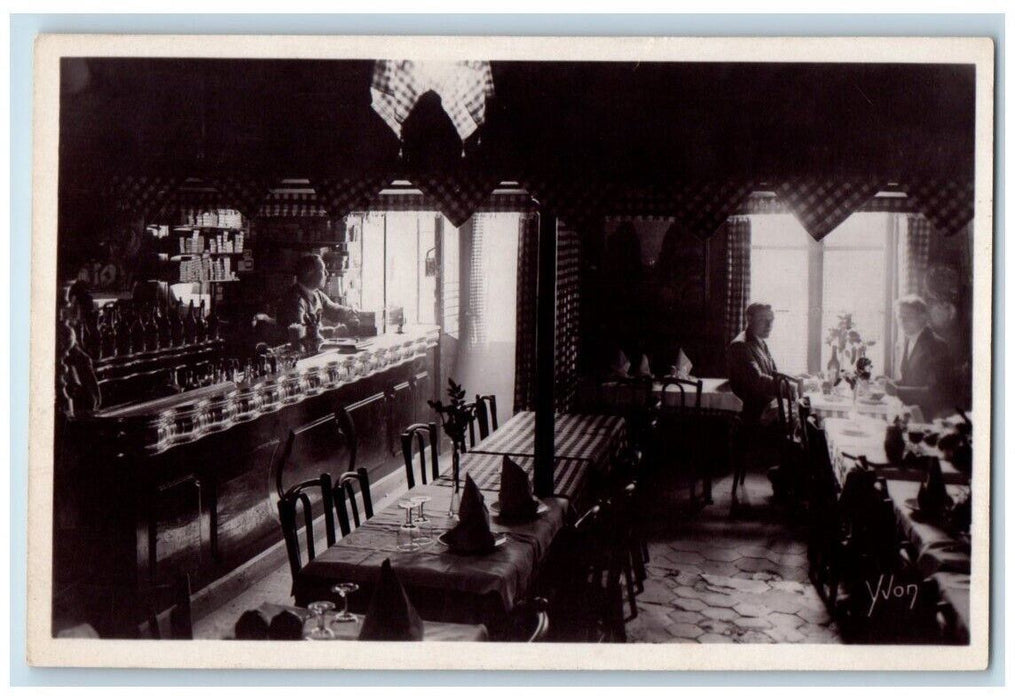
[491,597,550,642]
[277,475,336,592]
[75,573,194,639]
[654,376,709,503]
[330,468,374,537]
[401,422,440,489]
[461,401,482,449]
[475,394,499,438]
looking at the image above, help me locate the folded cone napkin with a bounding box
[636,353,653,377]
[235,610,270,640]
[358,558,424,641]
[268,610,305,640]
[444,474,497,552]
[676,348,693,378]
[609,349,631,378]
[498,455,539,521]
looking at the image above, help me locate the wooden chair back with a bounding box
[401,422,440,489]
[475,394,499,437]
[331,468,374,537]
[277,475,335,587]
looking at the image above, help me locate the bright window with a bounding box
[749,212,893,376]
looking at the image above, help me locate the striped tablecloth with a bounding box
[440,452,592,503]
[469,411,627,466]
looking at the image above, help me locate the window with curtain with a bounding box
[749,212,897,376]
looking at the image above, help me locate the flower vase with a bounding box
[848,383,860,424]
[447,446,461,519]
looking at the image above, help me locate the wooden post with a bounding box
[533,212,557,497]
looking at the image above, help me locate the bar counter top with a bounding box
[85,325,440,454]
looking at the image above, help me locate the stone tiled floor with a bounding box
[625,470,841,644]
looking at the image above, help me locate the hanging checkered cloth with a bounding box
[465,214,489,346]
[103,175,181,219]
[413,171,502,227]
[513,213,539,413]
[311,174,392,219]
[370,60,495,142]
[521,178,613,229]
[210,176,274,220]
[776,177,884,241]
[258,191,328,218]
[900,178,974,237]
[903,214,931,295]
[724,217,752,343]
[609,180,755,240]
[555,224,582,413]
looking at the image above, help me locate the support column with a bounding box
[533,212,557,498]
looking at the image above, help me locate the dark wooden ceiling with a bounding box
[59,58,976,183]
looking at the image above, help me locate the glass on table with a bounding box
[396,499,421,552]
[330,582,359,624]
[305,600,337,640]
[410,495,434,547]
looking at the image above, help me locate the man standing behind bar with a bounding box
[728,302,784,507]
[276,254,359,340]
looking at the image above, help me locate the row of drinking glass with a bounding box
[397,494,434,553]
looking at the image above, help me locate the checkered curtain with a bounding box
[258,191,328,218]
[103,176,182,219]
[521,179,614,230]
[465,216,488,347]
[210,176,275,220]
[902,214,931,295]
[370,60,495,142]
[555,223,582,413]
[413,171,502,227]
[513,213,539,413]
[724,216,752,342]
[608,180,755,239]
[310,174,392,219]
[900,178,975,237]
[776,177,884,241]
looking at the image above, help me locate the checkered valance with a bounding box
[521,179,615,229]
[608,180,756,240]
[258,191,328,218]
[210,176,275,220]
[102,175,182,219]
[310,174,393,219]
[370,60,495,142]
[898,178,975,237]
[776,177,884,241]
[414,170,503,228]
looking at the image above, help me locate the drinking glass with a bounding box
[305,601,336,640]
[330,582,359,624]
[410,495,434,547]
[396,499,420,552]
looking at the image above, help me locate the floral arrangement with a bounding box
[825,313,876,366]
[427,379,474,453]
[839,356,873,391]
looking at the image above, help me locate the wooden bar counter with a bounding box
[53,326,440,635]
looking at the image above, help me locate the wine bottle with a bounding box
[143,305,160,352]
[170,300,185,347]
[826,348,841,384]
[99,308,116,359]
[183,300,197,344]
[155,302,172,348]
[115,306,133,357]
[195,300,208,342]
[130,306,146,354]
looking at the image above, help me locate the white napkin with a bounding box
[636,354,653,377]
[676,348,693,379]
[609,350,631,378]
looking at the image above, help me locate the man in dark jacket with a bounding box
[727,302,788,510]
[884,295,951,419]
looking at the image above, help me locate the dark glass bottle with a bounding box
[206,308,219,340]
[183,300,197,344]
[143,305,160,352]
[115,306,133,357]
[169,300,185,347]
[195,300,208,343]
[155,302,172,348]
[130,306,146,354]
[99,307,116,359]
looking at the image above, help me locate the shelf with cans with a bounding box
[147,215,252,284]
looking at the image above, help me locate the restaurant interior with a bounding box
[51,57,976,645]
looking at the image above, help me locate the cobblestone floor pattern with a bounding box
[625,471,841,644]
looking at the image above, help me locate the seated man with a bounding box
[275,254,359,346]
[883,295,952,419]
[728,302,788,507]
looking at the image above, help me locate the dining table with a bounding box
[442,451,594,505]
[237,602,489,642]
[467,411,629,470]
[293,478,568,626]
[805,390,923,423]
[821,416,972,642]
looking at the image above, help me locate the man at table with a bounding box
[728,302,789,505]
[883,295,951,419]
